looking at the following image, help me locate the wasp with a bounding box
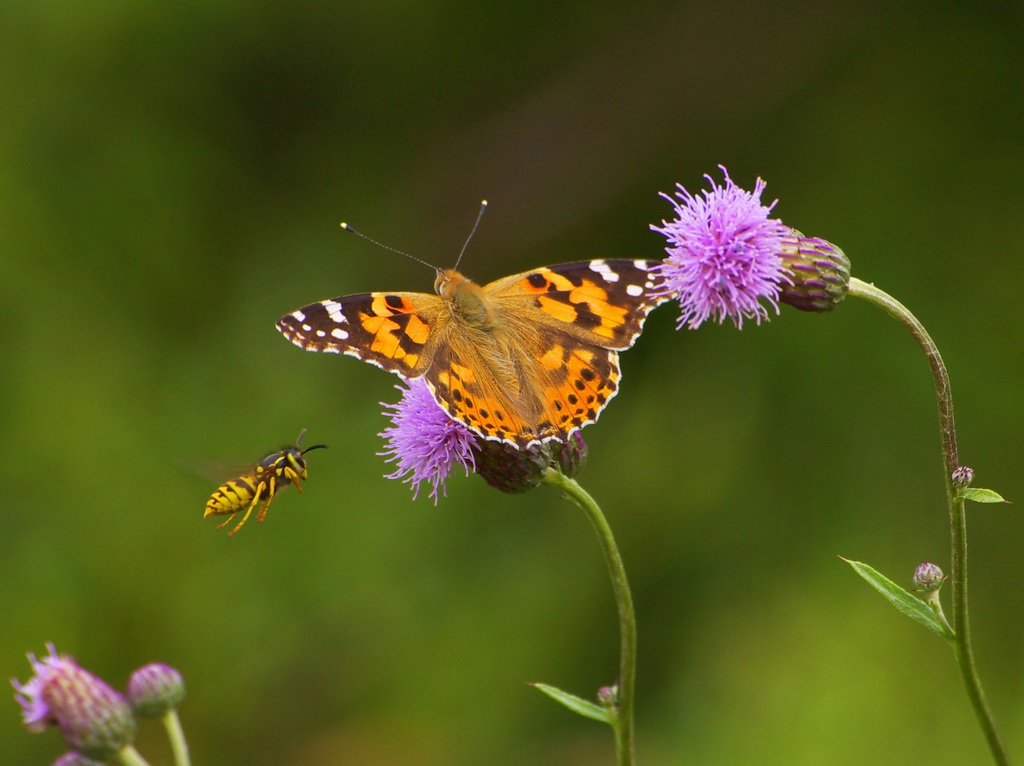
[204,429,327,536]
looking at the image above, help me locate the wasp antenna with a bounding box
[340,222,439,271]
[453,199,488,271]
[294,427,309,447]
[301,443,329,455]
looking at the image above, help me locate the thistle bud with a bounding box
[12,645,136,760]
[778,229,851,312]
[952,466,974,487]
[474,433,588,493]
[597,684,618,708]
[127,663,186,718]
[912,562,945,593]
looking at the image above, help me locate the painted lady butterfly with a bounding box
[276,259,664,449]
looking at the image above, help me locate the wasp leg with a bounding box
[215,512,238,530]
[284,468,304,493]
[255,476,278,523]
[226,490,263,536]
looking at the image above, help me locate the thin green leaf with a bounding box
[962,487,1008,504]
[840,558,953,639]
[530,682,612,723]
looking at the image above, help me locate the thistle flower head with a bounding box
[127,663,186,718]
[379,380,477,503]
[12,645,136,760]
[651,166,792,329]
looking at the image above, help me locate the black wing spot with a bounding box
[527,273,547,289]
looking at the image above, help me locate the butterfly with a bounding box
[276,259,665,449]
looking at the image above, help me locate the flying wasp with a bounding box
[204,429,327,536]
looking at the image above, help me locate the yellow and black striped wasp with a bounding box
[204,429,327,536]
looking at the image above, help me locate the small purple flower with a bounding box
[379,380,478,503]
[651,166,792,329]
[12,644,136,760]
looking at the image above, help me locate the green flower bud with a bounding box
[474,433,588,493]
[952,466,974,487]
[127,664,186,718]
[778,229,851,312]
[912,562,945,593]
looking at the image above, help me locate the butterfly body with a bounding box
[278,259,664,448]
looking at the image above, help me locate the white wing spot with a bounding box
[589,260,619,282]
[301,323,312,332]
[291,310,307,321]
[331,328,349,340]
[322,300,346,324]
[315,330,326,337]
[633,259,648,269]
[626,284,644,297]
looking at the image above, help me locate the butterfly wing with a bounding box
[276,291,445,377]
[421,259,665,448]
[484,259,666,349]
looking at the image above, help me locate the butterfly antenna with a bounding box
[453,199,488,271]
[340,222,439,271]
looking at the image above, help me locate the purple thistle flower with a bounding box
[12,644,136,760]
[651,166,792,329]
[379,380,477,503]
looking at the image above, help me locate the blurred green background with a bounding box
[3,1,1023,764]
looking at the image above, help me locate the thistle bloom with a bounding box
[651,167,792,329]
[12,644,136,760]
[379,380,477,502]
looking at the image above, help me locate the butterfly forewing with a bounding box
[277,291,444,376]
[486,259,665,350]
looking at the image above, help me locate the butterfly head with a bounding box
[435,268,495,329]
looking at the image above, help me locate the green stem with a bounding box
[848,277,1010,766]
[543,468,637,766]
[162,709,192,766]
[115,745,153,766]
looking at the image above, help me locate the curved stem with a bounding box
[848,277,1009,766]
[543,468,637,766]
[162,710,192,766]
